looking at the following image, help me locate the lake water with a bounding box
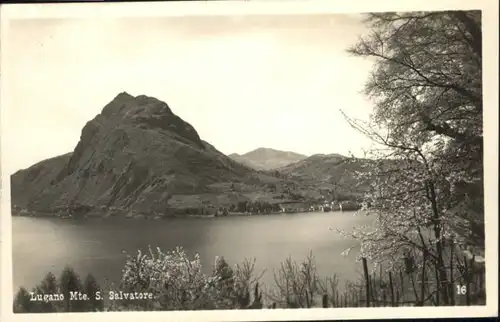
[12,211,374,295]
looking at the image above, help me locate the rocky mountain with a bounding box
[229,148,307,171]
[10,93,286,218]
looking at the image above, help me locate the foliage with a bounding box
[35,272,60,312]
[345,11,483,245]
[14,249,485,312]
[234,201,281,214]
[340,10,483,306]
[268,252,323,308]
[118,246,215,310]
[83,273,105,311]
[13,267,104,313]
[212,256,265,309]
[59,266,87,312]
[13,287,33,313]
[117,246,264,311]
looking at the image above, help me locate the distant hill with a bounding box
[229,148,307,171]
[277,153,374,199]
[10,93,290,218]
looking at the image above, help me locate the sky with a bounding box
[3,13,378,175]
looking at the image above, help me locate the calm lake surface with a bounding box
[12,211,374,294]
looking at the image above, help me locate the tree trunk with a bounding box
[428,181,449,305]
[389,272,395,307]
[449,244,455,305]
[420,250,427,305]
[362,257,370,307]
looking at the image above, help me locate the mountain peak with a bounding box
[249,147,279,154]
[115,91,134,99]
[92,93,207,149]
[55,93,207,183]
[102,93,172,118]
[245,147,307,158]
[229,148,307,171]
[252,147,276,152]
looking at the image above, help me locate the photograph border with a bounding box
[1,0,498,321]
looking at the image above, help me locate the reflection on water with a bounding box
[12,211,373,293]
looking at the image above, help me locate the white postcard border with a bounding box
[1,0,498,321]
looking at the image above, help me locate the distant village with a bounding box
[270,183,362,213]
[276,199,360,213]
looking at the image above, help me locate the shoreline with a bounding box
[11,209,329,220]
[11,201,362,220]
[10,208,365,220]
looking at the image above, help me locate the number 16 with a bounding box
[456,285,467,295]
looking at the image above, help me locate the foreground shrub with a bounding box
[268,252,324,308]
[117,246,263,311]
[13,287,33,313]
